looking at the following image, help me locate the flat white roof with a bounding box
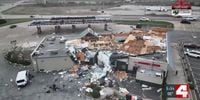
[16,70,27,81]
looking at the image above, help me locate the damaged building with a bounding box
[113,55,167,86]
[80,28,99,42]
[31,35,74,72]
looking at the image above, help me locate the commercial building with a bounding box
[30,35,74,72]
[130,57,167,85]
[114,55,167,86]
[171,0,192,16]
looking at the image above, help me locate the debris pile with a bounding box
[36,27,167,99]
[69,64,80,74]
[149,27,168,38]
[120,39,145,55]
[118,28,167,55]
[114,71,128,81]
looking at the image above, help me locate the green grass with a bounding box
[0,18,32,27]
[114,20,174,28]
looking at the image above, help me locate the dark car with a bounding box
[180,19,191,24]
[184,43,200,49]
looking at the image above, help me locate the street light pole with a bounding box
[151,57,155,71]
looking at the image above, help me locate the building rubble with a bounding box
[31,27,168,99]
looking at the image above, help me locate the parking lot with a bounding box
[188,57,200,90]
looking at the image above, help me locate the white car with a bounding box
[139,17,150,21]
[184,49,200,58]
[183,16,197,21]
[15,70,29,87]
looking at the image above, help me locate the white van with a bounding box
[15,70,29,87]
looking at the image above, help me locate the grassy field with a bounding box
[2,4,108,15]
[114,20,174,28]
[0,18,32,27]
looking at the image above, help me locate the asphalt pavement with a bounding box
[167,30,200,100]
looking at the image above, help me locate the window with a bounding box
[40,69,44,72]
[155,72,162,77]
[140,70,145,73]
[17,80,25,83]
[190,51,200,55]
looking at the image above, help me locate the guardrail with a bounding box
[178,42,200,100]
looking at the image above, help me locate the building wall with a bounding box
[35,56,73,72]
[136,69,163,85]
[128,57,167,72]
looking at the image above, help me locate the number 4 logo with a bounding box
[175,84,189,98]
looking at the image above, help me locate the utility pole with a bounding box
[101,0,105,14]
[151,57,155,71]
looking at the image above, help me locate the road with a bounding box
[113,15,181,21]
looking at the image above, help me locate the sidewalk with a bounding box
[166,43,189,100]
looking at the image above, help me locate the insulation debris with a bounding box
[100,88,114,99]
[119,87,129,95]
[76,51,85,62]
[69,64,80,74]
[146,46,161,53]
[124,34,136,44]
[114,71,128,81]
[90,67,107,82]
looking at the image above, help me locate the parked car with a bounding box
[15,70,29,87]
[30,15,35,18]
[9,25,17,29]
[184,43,200,49]
[184,49,200,58]
[139,17,150,21]
[59,36,68,43]
[182,16,197,21]
[180,19,191,24]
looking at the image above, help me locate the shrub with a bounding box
[88,83,101,98]
[187,76,191,82]
[4,49,31,66]
[136,23,142,28]
[0,19,7,24]
[10,25,17,29]
[189,82,195,90]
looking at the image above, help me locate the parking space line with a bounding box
[191,67,200,70]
